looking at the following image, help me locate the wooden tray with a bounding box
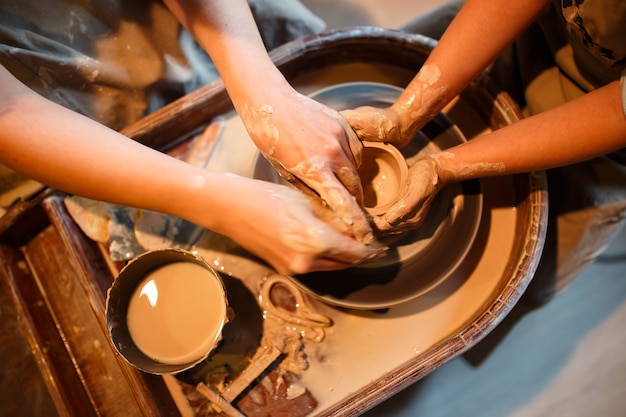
[0,27,547,417]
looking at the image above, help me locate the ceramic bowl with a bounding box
[105,249,229,374]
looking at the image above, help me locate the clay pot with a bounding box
[358,141,409,216]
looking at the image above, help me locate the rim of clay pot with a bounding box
[359,141,409,216]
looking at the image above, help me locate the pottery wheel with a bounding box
[252,82,483,310]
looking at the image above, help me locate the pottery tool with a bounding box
[221,345,283,402]
[196,383,246,417]
[258,274,332,343]
[194,346,281,417]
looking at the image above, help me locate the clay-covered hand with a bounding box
[219,178,387,275]
[341,65,448,148]
[341,104,430,149]
[340,106,409,148]
[239,90,376,245]
[371,156,442,235]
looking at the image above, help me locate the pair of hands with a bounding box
[341,105,445,237]
[235,90,444,274]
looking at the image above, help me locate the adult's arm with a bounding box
[377,0,626,179]
[343,0,626,232]
[0,65,385,274]
[162,0,376,245]
[343,0,552,145]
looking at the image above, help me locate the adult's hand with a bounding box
[210,175,387,275]
[238,88,378,245]
[162,0,375,244]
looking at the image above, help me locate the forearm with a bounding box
[163,0,290,109]
[435,81,626,183]
[393,0,551,135]
[0,71,229,231]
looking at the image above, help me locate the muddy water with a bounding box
[126,262,227,365]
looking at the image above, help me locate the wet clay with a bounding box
[242,102,279,156]
[399,64,448,133]
[357,142,408,215]
[127,262,227,365]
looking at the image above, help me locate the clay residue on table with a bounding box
[171,262,332,417]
